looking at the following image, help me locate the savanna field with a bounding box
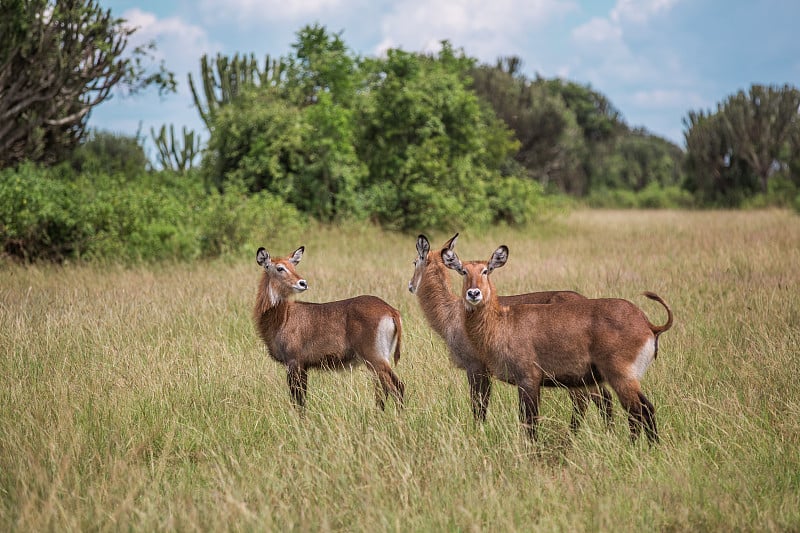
[1,209,799,531]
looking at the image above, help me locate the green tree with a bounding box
[470,58,587,193]
[683,84,800,205]
[188,52,285,131]
[200,31,542,228]
[683,110,757,205]
[70,130,149,176]
[356,44,519,229]
[204,88,304,195]
[0,0,175,168]
[285,24,359,107]
[542,78,623,144]
[201,25,368,221]
[720,84,800,192]
[594,129,685,191]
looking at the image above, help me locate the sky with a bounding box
[92,0,800,157]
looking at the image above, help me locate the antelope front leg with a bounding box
[467,367,492,422]
[287,362,308,412]
[568,388,591,432]
[518,381,541,440]
[593,385,614,429]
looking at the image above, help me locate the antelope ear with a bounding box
[487,245,508,272]
[289,246,304,265]
[256,247,270,267]
[444,232,459,251]
[441,248,465,275]
[416,235,430,259]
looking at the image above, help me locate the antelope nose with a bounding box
[466,288,481,301]
[408,281,415,293]
[297,279,308,290]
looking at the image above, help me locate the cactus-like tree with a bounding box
[0,0,175,168]
[150,124,201,174]
[188,53,286,130]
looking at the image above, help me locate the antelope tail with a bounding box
[392,314,403,366]
[642,291,673,336]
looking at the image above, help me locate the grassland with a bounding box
[2,209,799,531]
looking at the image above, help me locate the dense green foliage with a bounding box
[0,163,305,262]
[683,84,800,207]
[69,130,150,176]
[470,58,686,197]
[201,30,539,230]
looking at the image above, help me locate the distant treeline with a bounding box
[2,8,799,263]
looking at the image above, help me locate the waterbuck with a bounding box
[254,246,405,412]
[443,244,672,443]
[409,233,613,429]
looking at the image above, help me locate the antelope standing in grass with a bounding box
[442,244,673,443]
[409,234,613,429]
[253,246,405,412]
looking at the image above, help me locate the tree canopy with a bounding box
[683,84,800,205]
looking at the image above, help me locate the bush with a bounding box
[742,175,799,210]
[0,164,306,263]
[69,130,150,177]
[0,163,94,261]
[486,176,548,225]
[584,183,694,209]
[637,183,695,208]
[197,180,306,257]
[584,187,639,208]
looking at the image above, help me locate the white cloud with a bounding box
[610,0,681,24]
[631,89,707,109]
[375,0,577,62]
[571,17,623,47]
[569,0,689,86]
[120,8,219,92]
[198,0,345,24]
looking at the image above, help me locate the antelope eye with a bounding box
[276,265,286,273]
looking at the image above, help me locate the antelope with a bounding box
[409,234,613,430]
[253,246,405,412]
[442,244,673,443]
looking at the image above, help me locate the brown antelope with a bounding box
[442,244,673,443]
[409,234,613,429]
[253,246,405,412]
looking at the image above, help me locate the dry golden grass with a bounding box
[1,209,799,531]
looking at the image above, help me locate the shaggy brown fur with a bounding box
[443,244,672,443]
[254,246,404,412]
[409,234,613,428]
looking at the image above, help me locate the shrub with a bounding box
[197,180,307,257]
[486,176,547,225]
[0,163,95,261]
[584,183,694,209]
[0,164,305,263]
[584,187,639,208]
[742,175,799,210]
[637,183,695,208]
[69,130,150,177]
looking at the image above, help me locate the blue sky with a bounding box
[93,0,800,156]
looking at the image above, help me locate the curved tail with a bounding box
[642,291,673,336]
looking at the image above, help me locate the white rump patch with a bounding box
[629,337,656,380]
[375,316,397,363]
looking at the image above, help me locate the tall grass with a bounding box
[2,210,799,531]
